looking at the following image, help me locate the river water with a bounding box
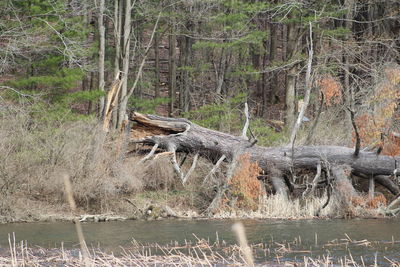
[0,218,399,265]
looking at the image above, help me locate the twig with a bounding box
[124,198,142,216]
[0,86,35,98]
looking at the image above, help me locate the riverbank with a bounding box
[0,107,396,224]
[0,189,389,224]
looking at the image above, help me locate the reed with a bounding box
[3,230,398,266]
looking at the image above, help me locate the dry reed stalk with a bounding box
[0,238,396,267]
[8,233,17,267]
[232,222,254,267]
[63,174,90,264]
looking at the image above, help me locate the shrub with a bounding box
[354,66,400,155]
[226,154,262,211]
[317,74,342,106]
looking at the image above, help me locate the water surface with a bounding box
[0,219,399,264]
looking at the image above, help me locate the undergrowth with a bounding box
[0,102,390,222]
[226,154,262,211]
[0,103,217,222]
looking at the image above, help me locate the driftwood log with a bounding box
[128,112,400,211]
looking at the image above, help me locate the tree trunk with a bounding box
[285,67,297,128]
[168,24,177,116]
[268,22,278,105]
[179,26,192,113]
[111,0,123,127]
[129,112,400,178]
[284,20,300,128]
[343,0,354,136]
[154,30,160,98]
[250,43,262,110]
[97,0,106,118]
[117,0,132,128]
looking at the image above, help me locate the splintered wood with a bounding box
[131,123,173,140]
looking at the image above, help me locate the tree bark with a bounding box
[284,17,301,128]
[285,68,297,128]
[117,0,132,128]
[343,0,354,137]
[97,0,106,117]
[289,22,313,148]
[154,30,160,98]
[168,22,177,116]
[179,23,192,113]
[129,112,400,179]
[111,0,123,128]
[268,22,278,105]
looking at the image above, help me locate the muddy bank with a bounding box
[1,191,392,224]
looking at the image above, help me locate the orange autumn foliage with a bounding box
[227,154,262,211]
[354,66,400,156]
[366,194,387,209]
[383,132,400,156]
[351,194,387,209]
[317,75,342,106]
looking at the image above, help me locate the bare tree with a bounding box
[97,0,106,117]
[117,0,132,127]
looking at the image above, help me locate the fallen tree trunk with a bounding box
[129,112,399,194]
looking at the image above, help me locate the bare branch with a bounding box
[303,162,322,198]
[348,107,360,157]
[167,143,184,182]
[0,86,35,98]
[182,153,199,184]
[203,155,226,185]
[139,143,159,163]
[241,102,250,140]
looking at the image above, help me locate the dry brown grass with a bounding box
[0,105,222,221]
[0,106,195,221]
[0,105,389,222]
[0,113,138,211]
